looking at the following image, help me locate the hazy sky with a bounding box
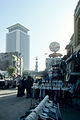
[0,0,78,71]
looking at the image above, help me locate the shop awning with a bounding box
[65,54,73,63]
[49,53,63,58]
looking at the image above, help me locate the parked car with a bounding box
[0,74,16,89]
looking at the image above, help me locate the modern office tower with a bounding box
[6,23,30,70]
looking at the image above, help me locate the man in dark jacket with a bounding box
[24,76,33,98]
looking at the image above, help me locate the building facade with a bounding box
[6,23,30,70]
[45,57,61,71]
[65,0,80,72]
[0,52,23,75]
[74,0,80,51]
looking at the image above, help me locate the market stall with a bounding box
[19,95,62,120]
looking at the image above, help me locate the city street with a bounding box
[0,88,80,120]
[0,1,80,120]
[0,88,37,120]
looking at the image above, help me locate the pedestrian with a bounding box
[21,76,26,96]
[24,75,33,98]
[16,75,23,97]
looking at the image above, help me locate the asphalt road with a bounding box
[0,88,80,120]
[0,88,37,120]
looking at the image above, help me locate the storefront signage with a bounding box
[49,42,60,52]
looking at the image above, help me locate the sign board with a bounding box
[49,42,60,52]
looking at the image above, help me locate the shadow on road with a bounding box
[0,89,37,120]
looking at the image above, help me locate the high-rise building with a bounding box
[6,23,30,70]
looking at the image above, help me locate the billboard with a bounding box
[49,42,60,52]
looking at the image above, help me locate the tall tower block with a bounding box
[6,23,30,70]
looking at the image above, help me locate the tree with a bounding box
[7,65,16,77]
